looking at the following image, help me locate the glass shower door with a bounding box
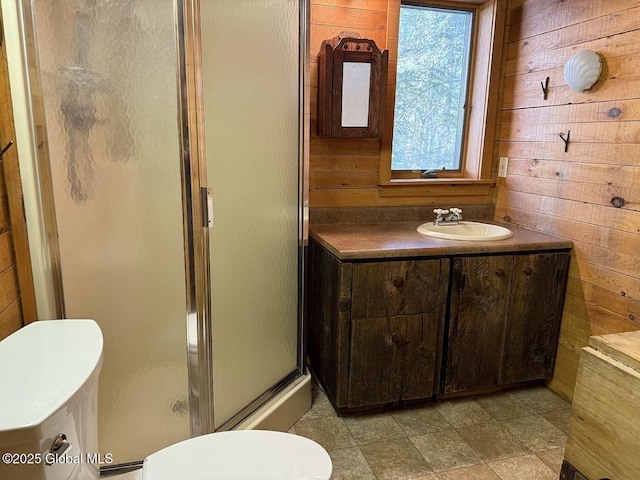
[25,0,189,463]
[199,0,303,428]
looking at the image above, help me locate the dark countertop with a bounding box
[309,221,574,260]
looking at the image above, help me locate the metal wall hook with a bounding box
[559,131,570,152]
[541,77,549,100]
[0,140,14,159]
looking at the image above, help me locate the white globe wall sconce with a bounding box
[563,50,602,92]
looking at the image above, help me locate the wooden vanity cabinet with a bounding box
[307,239,449,412]
[307,236,570,413]
[444,252,570,394]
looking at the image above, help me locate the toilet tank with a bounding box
[0,319,104,480]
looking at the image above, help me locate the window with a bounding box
[392,4,473,174]
[380,0,505,190]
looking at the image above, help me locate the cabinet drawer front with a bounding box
[348,314,440,408]
[351,259,445,318]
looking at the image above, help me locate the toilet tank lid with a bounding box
[0,319,103,431]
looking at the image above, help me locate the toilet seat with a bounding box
[142,430,332,480]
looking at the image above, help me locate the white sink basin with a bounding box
[417,221,513,241]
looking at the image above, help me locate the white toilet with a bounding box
[0,320,332,480]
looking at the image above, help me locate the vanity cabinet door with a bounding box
[347,258,448,409]
[444,255,513,394]
[502,252,569,384]
[444,252,569,394]
[348,313,440,408]
[351,260,443,318]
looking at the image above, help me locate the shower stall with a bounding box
[2,0,308,465]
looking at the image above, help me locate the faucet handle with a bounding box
[450,208,462,214]
[433,208,449,215]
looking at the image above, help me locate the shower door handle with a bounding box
[201,187,214,228]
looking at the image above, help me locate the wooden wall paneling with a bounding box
[497,0,640,399]
[563,291,639,335]
[568,262,640,303]
[310,1,389,207]
[557,311,608,357]
[494,206,640,284]
[498,174,639,209]
[496,189,640,238]
[0,266,19,312]
[500,140,640,166]
[506,5,640,62]
[0,299,22,342]
[311,190,494,207]
[309,0,499,207]
[546,343,579,400]
[0,233,15,274]
[507,0,640,43]
[0,11,38,340]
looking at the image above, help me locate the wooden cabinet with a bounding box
[444,253,569,394]
[307,239,449,412]
[445,255,513,393]
[307,238,570,413]
[563,331,640,480]
[348,260,448,408]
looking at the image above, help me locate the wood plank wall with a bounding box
[310,0,388,207]
[309,0,494,207]
[0,11,38,340]
[495,0,640,400]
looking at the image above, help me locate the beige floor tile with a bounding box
[456,421,528,462]
[293,415,357,451]
[512,386,570,413]
[327,447,376,480]
[536,447,565,474]
[411,429,483,472]
[540,408,571,435]
[475,392,536,421]
[360,437,434,480]
[500,415,566,452]
[435,398,494,428]
[392,404,451,436]
[300,387,337,420]
[343,412,406,445]
[436,463,501,480]
[488,453,557,480]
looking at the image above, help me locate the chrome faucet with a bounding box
[433,207,463,226]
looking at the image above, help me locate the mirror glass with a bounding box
[341,62,371,127]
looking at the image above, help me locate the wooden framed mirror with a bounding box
[317,33,388,137]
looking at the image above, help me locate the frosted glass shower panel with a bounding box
[200,0,301,428]
[29,0,189,462]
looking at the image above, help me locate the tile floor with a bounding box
[290,383,570,480]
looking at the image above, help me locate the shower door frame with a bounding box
[18,0,310,437]
[178,0,310,434]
